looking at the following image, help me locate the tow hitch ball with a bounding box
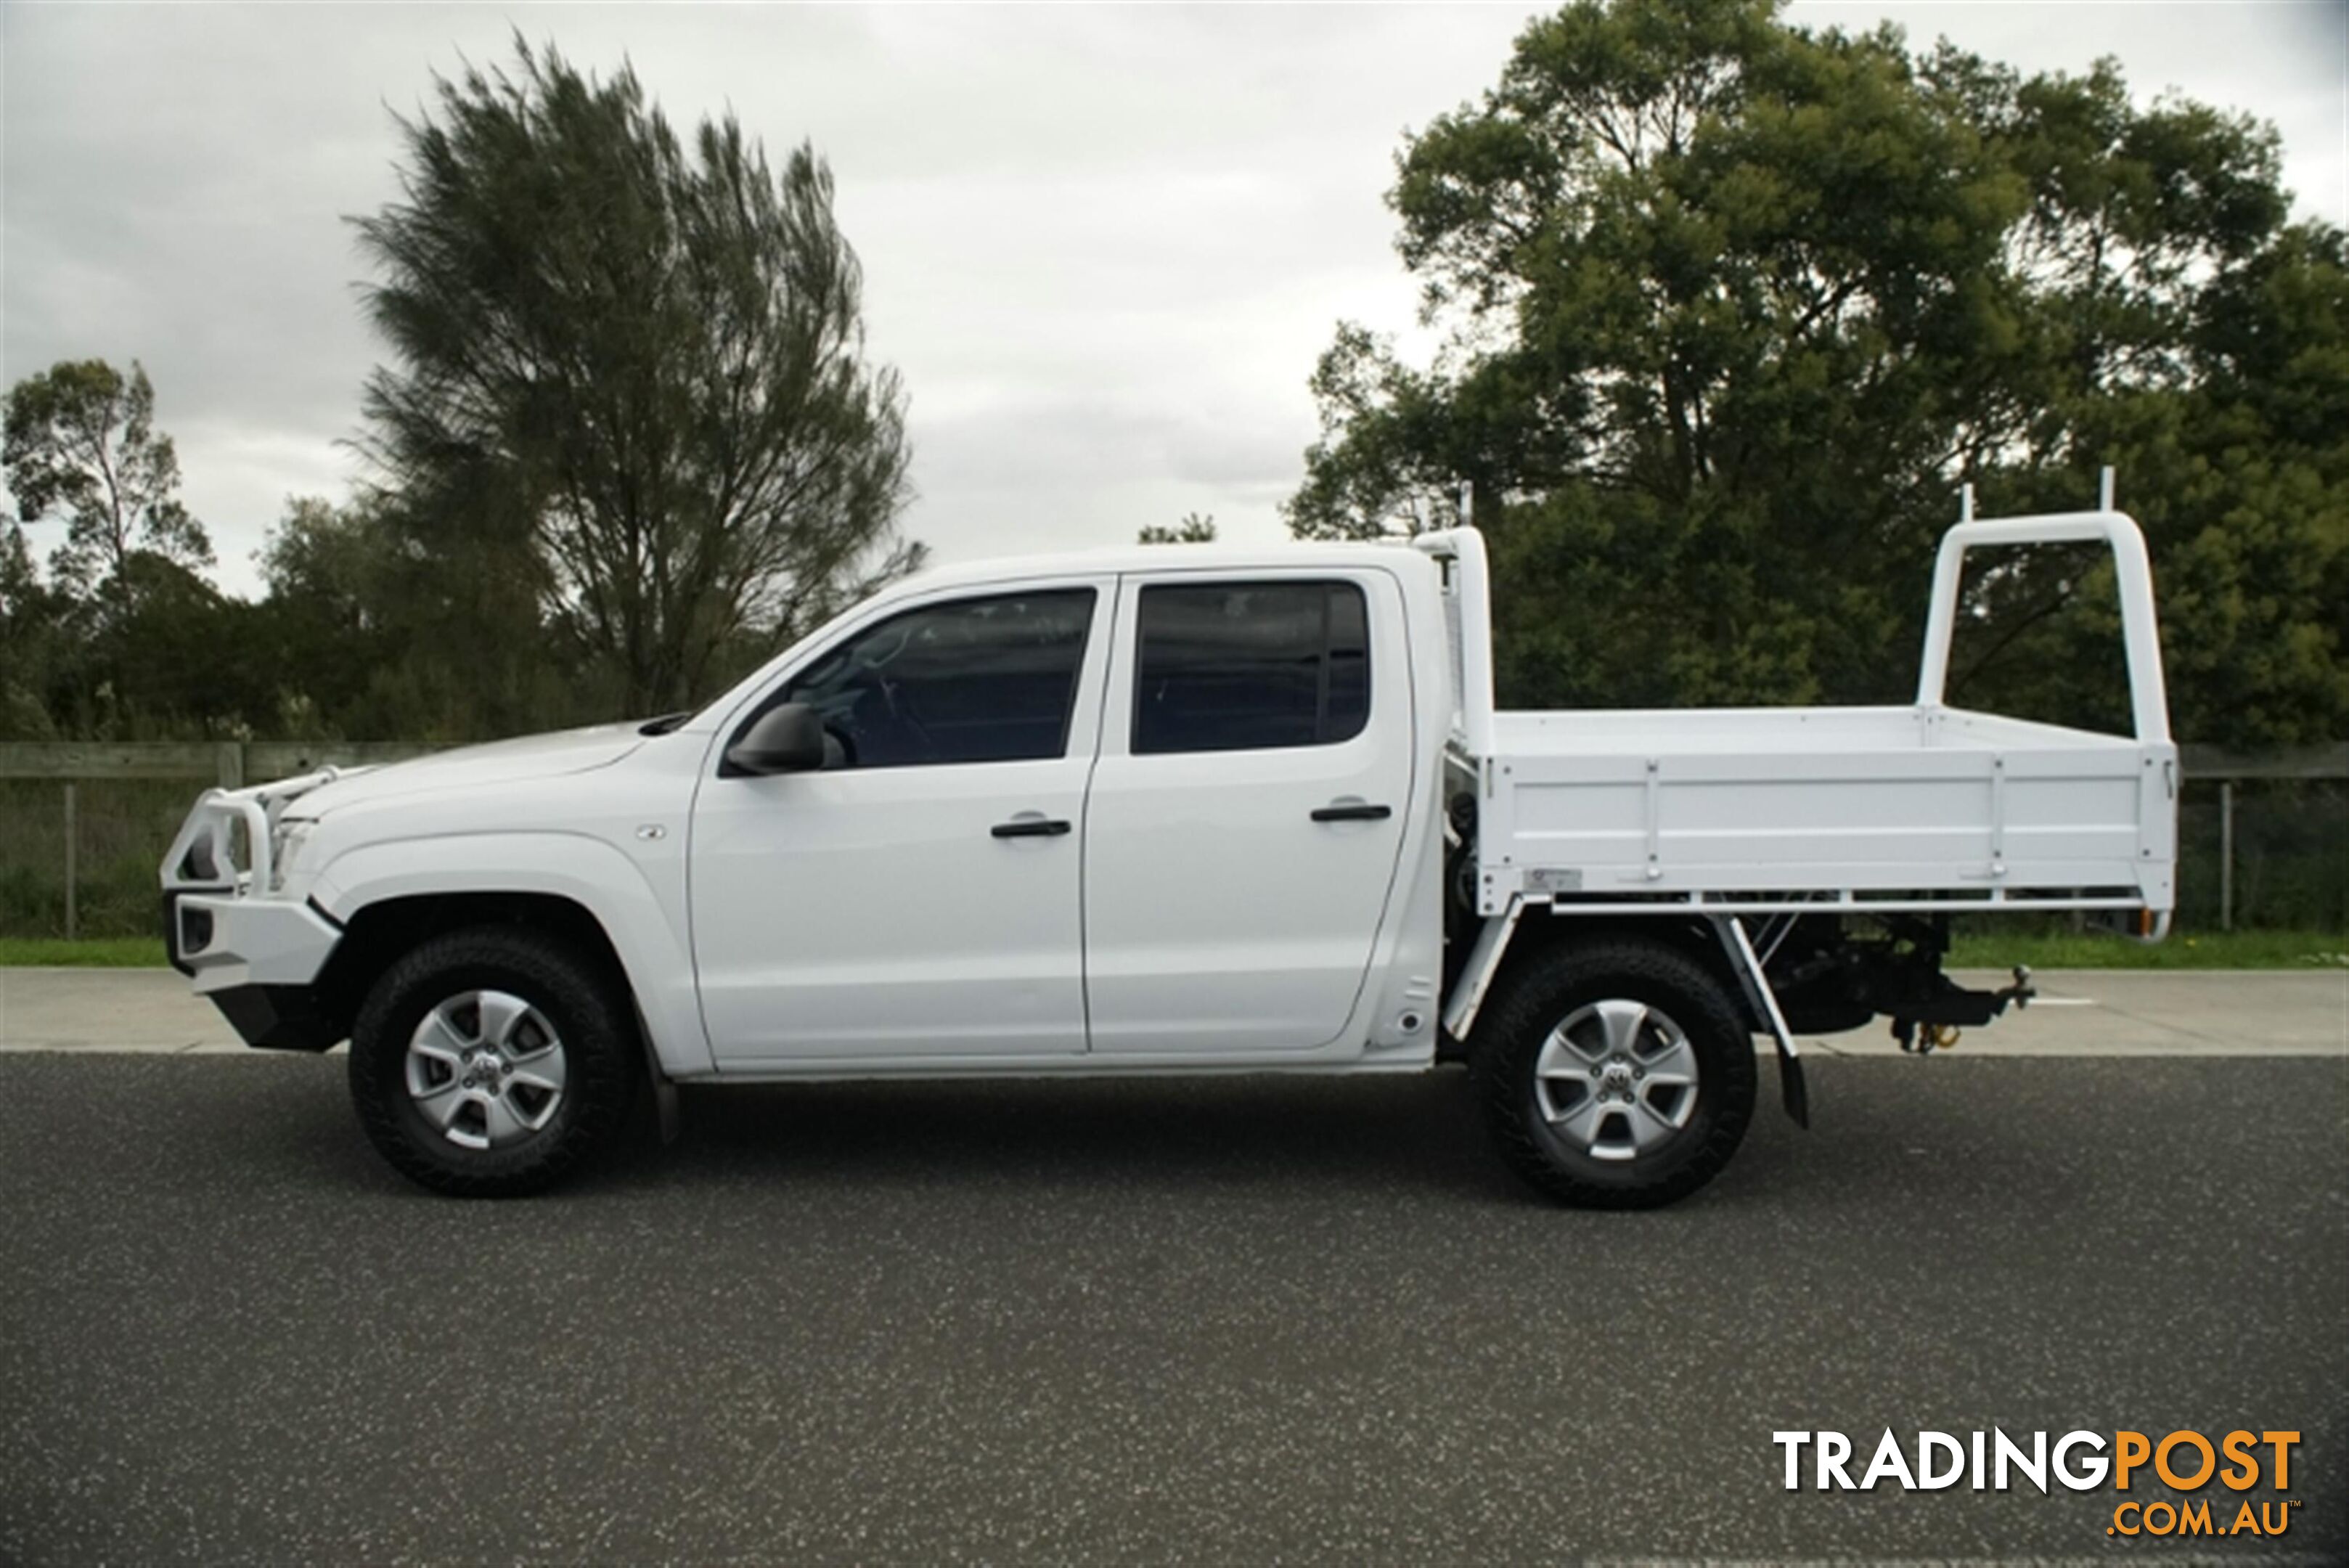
[1894,966,2035,1055]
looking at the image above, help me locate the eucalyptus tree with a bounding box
[0,359,242,735]
[2,359,211,592]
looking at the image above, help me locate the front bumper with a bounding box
[163,891,347,1052]
[206,981,346,1052]
[160,769,353,1053]
[163,889,343,992]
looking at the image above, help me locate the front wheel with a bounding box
[1473,938,1757,1209]
[349,927,638,1197]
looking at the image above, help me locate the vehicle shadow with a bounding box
[584,1068,1530,1206]
[196,1053,2043,1217]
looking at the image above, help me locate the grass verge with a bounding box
[0,937,171,968]
[1949,927,2347,970]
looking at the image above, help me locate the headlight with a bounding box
[268,818,318,891]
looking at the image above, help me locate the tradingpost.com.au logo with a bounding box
[1773,1428,2303,1540]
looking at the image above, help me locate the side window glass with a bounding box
[776,589,1095,769]
[1133,581,1372,754]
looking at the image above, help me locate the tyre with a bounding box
[348,926,638,1197]
[1472,937,1757,1209]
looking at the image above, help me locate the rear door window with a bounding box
[1132,581,1370,754]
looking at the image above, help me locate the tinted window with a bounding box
[777,589,1095,768]
[1133,581,1370,754]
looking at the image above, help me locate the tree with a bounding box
[253,496,415,736]
[355,38,923,714]
[0,523,61,738]
[248,492,595,740]
[3,359,211,592]
[1,359,244,737]
[1139,512,1218,544]
[1288,0,2345,746]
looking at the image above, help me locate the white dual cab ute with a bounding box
[164,494,2176,1206]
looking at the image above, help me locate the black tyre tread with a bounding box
[348,926,637,1198]
[1471,937,1757,1209]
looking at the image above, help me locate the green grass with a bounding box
[1949,927,2348,970]
[0,936,171,967]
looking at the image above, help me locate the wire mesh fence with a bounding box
[0,776,205,939]
[2176,778,2349,931]
[0,743,441,940]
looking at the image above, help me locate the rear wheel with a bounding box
[349,927,637,1197]
[1473,938,1756,1209]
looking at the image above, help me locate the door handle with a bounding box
[991,817,1073,838]
[1311,802,1392,822]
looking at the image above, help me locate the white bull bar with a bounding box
[160,768,356,992]
[159,767,344,896]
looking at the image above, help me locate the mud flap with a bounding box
[1712,915,1810,1130]
[1777,1041,1810,1127]
[636,1003,682,1146]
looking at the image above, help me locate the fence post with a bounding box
[2219,780,2235,932]
[63,783,78,941]
[216,741,245,789]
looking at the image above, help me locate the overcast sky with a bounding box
[4,1,2344,599]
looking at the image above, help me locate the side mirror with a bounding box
[725,703,828,775]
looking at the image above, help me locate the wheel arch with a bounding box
[1447,909,1758,1061]
[314,891,618,1026]
[309,833,711,1077]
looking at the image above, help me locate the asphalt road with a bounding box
[2,1051,2344,1564]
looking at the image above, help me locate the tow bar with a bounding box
[1895,965,2035,1054]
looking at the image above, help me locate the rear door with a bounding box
[1082,569,1415,1054]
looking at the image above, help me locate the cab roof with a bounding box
[875,536,1431,597]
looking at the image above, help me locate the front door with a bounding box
[690,579,1112,1064]
[1082,570,1416,1054]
